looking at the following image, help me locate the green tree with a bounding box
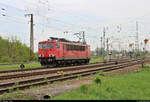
[0,36,37,63]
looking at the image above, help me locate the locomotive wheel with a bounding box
[57,61,63,67]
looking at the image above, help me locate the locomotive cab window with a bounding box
[66,44,85,51]
[39,43,54,49]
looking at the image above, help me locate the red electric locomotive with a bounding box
[38,37,91,66]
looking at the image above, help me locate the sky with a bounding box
[0,0,150,52]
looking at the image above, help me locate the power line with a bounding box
[35,14,97,31]
[0,16,27,25]
[0,15,28,24]
[2,0,150,27]
[0,1,98,31]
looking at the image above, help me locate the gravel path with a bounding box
[24,78,92,100]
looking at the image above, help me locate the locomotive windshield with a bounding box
[39,43,54,49]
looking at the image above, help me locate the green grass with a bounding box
[52,66,150,100]
[0,91,37,100]
[90,56,104,63]
[0,62,41,71]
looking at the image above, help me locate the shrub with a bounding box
[142,65,150,72]
[93,76,101,85]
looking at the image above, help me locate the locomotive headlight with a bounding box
[39,54,43,57]
[49,54,55,57]
[39,54,41,57]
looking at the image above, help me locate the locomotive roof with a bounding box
[39,37,89,46]
[49,37,81,43]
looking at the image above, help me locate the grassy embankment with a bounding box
[52,65,150,100]
[0,56,103,71]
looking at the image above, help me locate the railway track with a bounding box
[0,58,146,95]
[0,57,131,74]
[0,58,140,80]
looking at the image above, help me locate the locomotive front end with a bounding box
[38,41,56,66]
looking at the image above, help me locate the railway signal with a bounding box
[144,39,149,52]
[144,39,148,45]
[129,44,133,48]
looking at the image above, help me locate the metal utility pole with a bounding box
[25,14,34,60]
[106,38,109,58]
[102,27,106,61]
[100,37,103,56]
[96,45,98,56]
[82,31,86,44]
[103,27,106,51]
[135,21,139,52]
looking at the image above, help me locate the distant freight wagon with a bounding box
[38,37,91,66]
